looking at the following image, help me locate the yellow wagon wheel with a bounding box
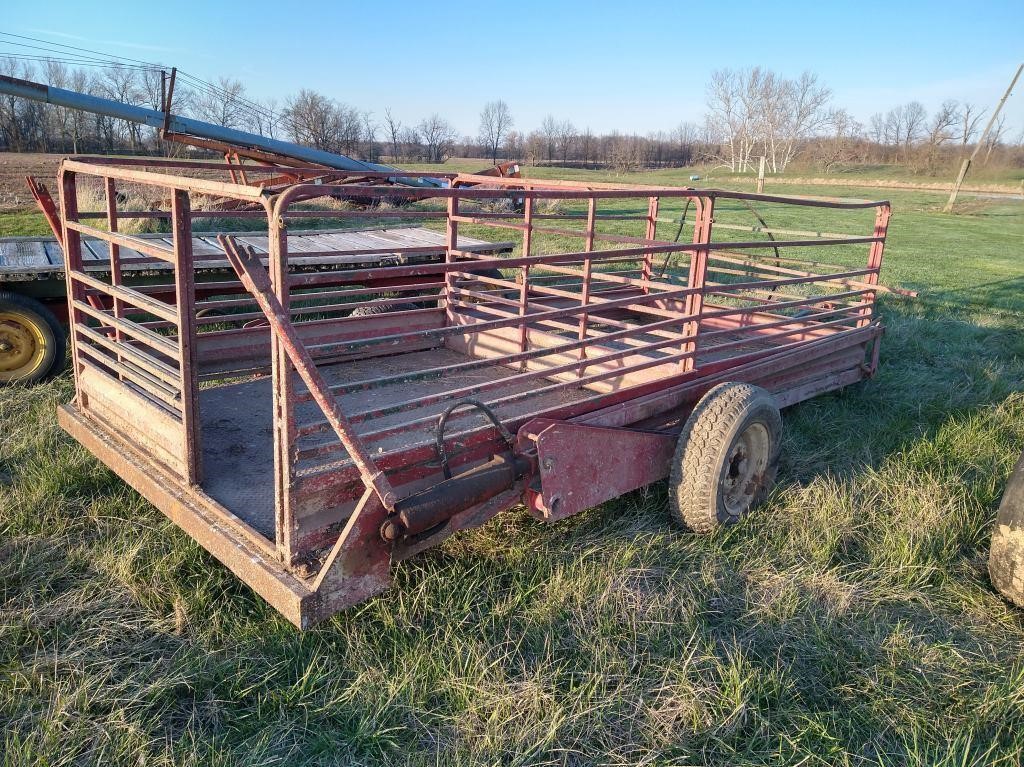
[0,292,66,385]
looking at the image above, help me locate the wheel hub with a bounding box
[721,422,770,516]
[0,311,46,378]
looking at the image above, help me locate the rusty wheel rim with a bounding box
[721,422,770,517]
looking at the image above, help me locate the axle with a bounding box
[380,454,532,541]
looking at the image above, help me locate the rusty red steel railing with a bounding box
[53,156,894,626]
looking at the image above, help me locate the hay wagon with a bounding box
[53,157,891,627]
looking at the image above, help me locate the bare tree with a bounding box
[869,113,885,145]
[539,115,559,162]
[399,125,421,160]
[99,66,145,149]
[361,111,378,161]
[984,113,1009,163]
[578,126,595,165]
[193,76,251,132]
[774,71,831,171]
[504,129,523,161]
[706,68,830,173]
[900,101,927,154]
[283,89,361,154]
[812,108,862,173]
[43,60,73,151]
[478,100,514,164]
[384,107,402,161]
[67,67,91,153]
[249,97,278,139]
[555,119,576,163]
[418,114,456,163]
[926,100,959,147]
[959,102,986,146]
[706,69,753,171]
[670,122,699,166]
[880,102,927,161]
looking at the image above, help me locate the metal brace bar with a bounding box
[219,234,398,509]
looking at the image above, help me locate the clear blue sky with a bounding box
[3,0,1022,138]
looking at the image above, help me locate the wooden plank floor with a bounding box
[0,225,514,279]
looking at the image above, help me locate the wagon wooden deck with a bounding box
[0,225,512,280]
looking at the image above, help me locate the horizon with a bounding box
[2,1,1023,140]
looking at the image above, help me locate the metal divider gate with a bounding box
[59,169,202,483]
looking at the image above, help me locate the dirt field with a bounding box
[0,152,63,211]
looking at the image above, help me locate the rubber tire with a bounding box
[669,382,782,533]
[453,268,508,303]
[354,269,507,315]
[349,301,418,317]
[0,291,66,385]
[989,451,1024,607]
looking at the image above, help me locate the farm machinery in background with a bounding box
[0,69,522,242]
[0,69,520,384]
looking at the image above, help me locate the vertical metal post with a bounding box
[225,153,239,184]
[104,178,124,373]
[640,195,659,290]
[59,170,85,402]
[577,196,597,371]
[518,195,533,355]
[445,193,459,324]
[858,204,890,328]
[268,205,295,560]
[681,195,714,372]
[234,152,249,186]
[171,189,201,484]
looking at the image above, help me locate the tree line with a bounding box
[1,57,1020,175]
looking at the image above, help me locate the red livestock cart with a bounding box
[53,157,892,627]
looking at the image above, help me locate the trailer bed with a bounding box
[199,347,592,539]
[0,225,513,280]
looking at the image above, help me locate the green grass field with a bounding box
[2,166,1024,765]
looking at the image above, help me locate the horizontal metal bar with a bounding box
[656,217,861,241]
[293,209,450,220]
[444,286,683,348]
[64,221,176,263]
[305,280,700,356]
[75,323,181,387]
[195,280,444,312]
[72,271,180,323]
[280,182,888,209]
[298,323,695,441]
[62,159,267,201]
[700,303,868,341]
[75,342,182,409]
[78,209,269,220]
[303,307,699,404]
[297,341,704,462]
[700,288,871,321]
[71,299,180,358]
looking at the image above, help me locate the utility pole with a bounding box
[943,62,1023,213]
